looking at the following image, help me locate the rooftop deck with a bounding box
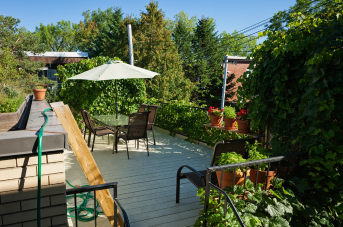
[65,127,213,227]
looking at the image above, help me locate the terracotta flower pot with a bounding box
[249,167,277,189]
[272,162,296,179]
[210,115,223,126]
[223,117,236,130]
[236,119,250,133]
[32,89,47,101]
[216,169,249,189]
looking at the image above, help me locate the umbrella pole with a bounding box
[115,80,118,119]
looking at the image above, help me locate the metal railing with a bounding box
[66,182,130,227]
[203,152,308,227]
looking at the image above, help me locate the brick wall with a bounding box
[225,62,250,102]
[0,152,67,227]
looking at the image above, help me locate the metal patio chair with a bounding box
[116,112,150,159]
[176,138,256,203]
[81,109,115,152]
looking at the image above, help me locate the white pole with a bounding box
[127,24,134,66]
[221,55,229,110]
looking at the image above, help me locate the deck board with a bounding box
[65,127,213,227]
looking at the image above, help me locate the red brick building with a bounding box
[222,56,252,102]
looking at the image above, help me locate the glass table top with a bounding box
[92,114,129,127]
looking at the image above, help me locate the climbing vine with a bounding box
[237,1,343,224]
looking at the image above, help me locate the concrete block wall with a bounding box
[0,152,68,227]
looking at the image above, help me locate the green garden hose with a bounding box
[37,108,53,227]
[66,180,103,221]
[37,108,102,224]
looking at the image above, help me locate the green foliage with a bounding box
[132,1,195,101]
[79,7,126,58]
[246,140,269,171]
[154,100,248,146]
[0,95,23,113]
[220,30,257,57]
[170,11,197,85]
[56,56,146,126]
[223,106,236,119]
[237,2,343,225]
[214,152,247,173]
[194,179,294,227]
[0,15,46,74]
[192,17,225,104]
[35,20,79,51]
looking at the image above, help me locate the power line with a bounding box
[228,0,323,41]
[228,0,334,45]
[228,1,342,51]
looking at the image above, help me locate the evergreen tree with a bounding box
[133,1,194,101]
[77,7,126,58]
[192,17,225,105]
[171,12,197,83]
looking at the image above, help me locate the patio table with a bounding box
[93,114,129,153]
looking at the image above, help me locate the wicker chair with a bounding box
[116,112,150,159]
[176,138,257,203]
[80,109,115,152]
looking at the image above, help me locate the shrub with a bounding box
[153,100,248,146]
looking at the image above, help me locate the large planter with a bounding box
[216,169,249,189]
[210,115,223,126]
[272,162,296,179]
[236,118,250,133]
[223,117,236,130]
[249,167,277,190]
[32,89,47,101]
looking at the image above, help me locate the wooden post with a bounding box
[51,102,124,227]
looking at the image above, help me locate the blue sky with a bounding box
[1,0,296,38]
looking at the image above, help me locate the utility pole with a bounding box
[127,24,134,65]
[221,55,230,110]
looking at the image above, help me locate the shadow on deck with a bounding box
[64,127,213,227]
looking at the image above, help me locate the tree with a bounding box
[35,20,79,51]
[220,30,257,57]
[77,7,127,58]
[171,11,197,82]
[0,16,46,82]
[192,17,225,105]
[132,1,194,101]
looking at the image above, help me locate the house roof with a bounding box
[26,52,88,64]
[25,52,88,58]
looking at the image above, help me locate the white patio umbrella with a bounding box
[68,60,159,118]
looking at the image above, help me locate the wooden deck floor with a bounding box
[64,127,213,227]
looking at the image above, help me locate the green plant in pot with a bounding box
[246,140,276,189]
[208,106,223,126]
[223,106,237,130]
[214,152,250,189]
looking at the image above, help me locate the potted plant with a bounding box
[223,106,237,130]
[32,84,47,101]
[208,106,223,126]
[236,109,250,133]
[214,152,250,189]
[246,141,276,189]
